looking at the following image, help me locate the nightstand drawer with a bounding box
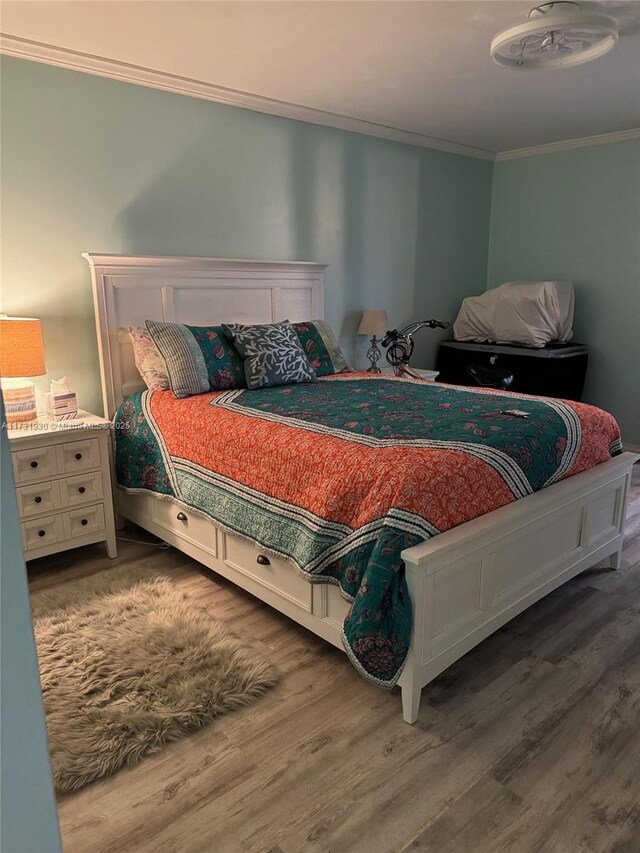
[16,480,61,518]
[12,445,58,483]
[22,515,64,551]
[66,504,106,539]
[60,471,103,507]
[57,437,100,474]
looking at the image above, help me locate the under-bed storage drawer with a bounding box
[223,533,312,613]
[152,500,217,557]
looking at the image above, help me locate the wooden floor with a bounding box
[29,465,640,853]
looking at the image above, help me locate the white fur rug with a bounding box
[31,566,278,793]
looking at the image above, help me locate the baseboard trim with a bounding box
[0,33,495,162]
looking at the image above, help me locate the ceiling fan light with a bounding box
[491,2,618,70]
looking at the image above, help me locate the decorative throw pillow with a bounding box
[145,320,246,398]
[292,320,350,377]
[127,326,170,391]
[222,321,318,390]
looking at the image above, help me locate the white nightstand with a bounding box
[7,411,117,561]
[381,367,440,381]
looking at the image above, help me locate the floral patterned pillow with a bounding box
[127,326,170,391]
[145,321,246,398]
[292,320,350,377]
[222,321,318,389]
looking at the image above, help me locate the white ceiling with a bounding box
[1,0,639,155]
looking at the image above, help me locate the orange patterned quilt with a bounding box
[115,372,621,686]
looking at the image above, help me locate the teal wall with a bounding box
[0,56,493,413]
[487,140,640,446]
[2,56,635,442]
[0,398,62,853]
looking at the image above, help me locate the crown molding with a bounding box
[496,127,640,161]
[0,33,495,162]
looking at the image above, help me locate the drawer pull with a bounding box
[38,529,46,537]
[78,486,86,494]
[34,495,43,504]
[75,452,83,460]
[256,554,271,566]
[81,518,88,526]
[30,460,38,468]
[176,512,188,521]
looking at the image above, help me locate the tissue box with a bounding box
[46,391,78,421]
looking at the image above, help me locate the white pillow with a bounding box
[127,326,169,391]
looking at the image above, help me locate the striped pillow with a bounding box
[145,321,246,398]
[292,320,350,377]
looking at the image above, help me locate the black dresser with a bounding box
[436,341,589,401]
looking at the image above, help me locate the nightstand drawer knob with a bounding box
[176,511,188,521]
[34,495,43,504]
[81,518,88,526]
[256,554,271,566]
[78,486,86,494]
[75,452,83,460]
[30,460,38,468]
[38,529,46,537]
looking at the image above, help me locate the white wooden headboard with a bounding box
[84,254,327,417]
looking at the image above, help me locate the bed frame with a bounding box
[85,253,638,724]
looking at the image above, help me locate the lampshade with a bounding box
[358,310,389,337]
[0,317,46,377]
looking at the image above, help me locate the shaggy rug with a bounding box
[31,566,278,793]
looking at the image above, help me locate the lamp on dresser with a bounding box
[358,310,389,374]
[0,316,46,426]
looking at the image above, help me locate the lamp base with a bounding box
[1,377,37,427]
[366,336,383,373]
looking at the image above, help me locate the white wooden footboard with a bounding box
[116,453,636,725]
[398,452,637,723]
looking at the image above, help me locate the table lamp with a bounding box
[0,316,46,426]
[357,310,389,373]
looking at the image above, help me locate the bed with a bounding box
[86,253,638,723]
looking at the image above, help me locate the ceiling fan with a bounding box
[491,2,619,69]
